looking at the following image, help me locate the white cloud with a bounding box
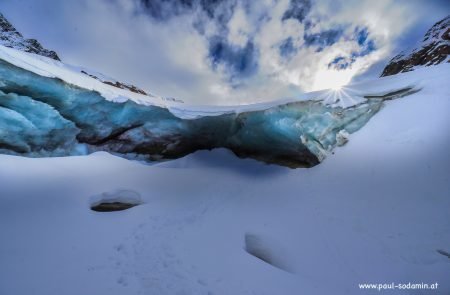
[227,5,251,47]
[0,0,444,105]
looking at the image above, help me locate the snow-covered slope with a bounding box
[0,60,449,294]
[0,10,449,295]
[381,15,449,77]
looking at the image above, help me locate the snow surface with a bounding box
[0,63,449,294]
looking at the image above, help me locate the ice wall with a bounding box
[0,59,417,167]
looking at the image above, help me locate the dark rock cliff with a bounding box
[381,15,449,77]
[0,13,60,61]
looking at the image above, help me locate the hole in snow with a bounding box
[89,189,142,212]
[244,233,295,273]
[91,202,138,212]
[363,86,421,100]
[436,249,450,259]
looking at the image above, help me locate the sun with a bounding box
[311,68,356,91]
[331,84,343,91]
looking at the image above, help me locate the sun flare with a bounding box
[311,68,356,92]
[331,84,343,91]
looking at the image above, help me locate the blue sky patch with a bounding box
[209,37,258,79]
[282,0,312,23]
[304,28,344,50]
[279,37,298,60]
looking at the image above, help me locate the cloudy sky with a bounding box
[0,0,448,104]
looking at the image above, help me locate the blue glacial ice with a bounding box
[0,59,418,167]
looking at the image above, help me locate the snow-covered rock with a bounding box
[0,13,60,60]
[381,15,449,76]
[79,69,150,96]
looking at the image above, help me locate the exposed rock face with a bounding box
[0,13,60,61]
[381,15,449,77]
[80,70,149,95]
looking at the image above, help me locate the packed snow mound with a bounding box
[0,13,60,61]
[381,15,450,76]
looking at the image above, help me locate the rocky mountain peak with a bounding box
[0,13,60,61]
[381,15,449,77]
